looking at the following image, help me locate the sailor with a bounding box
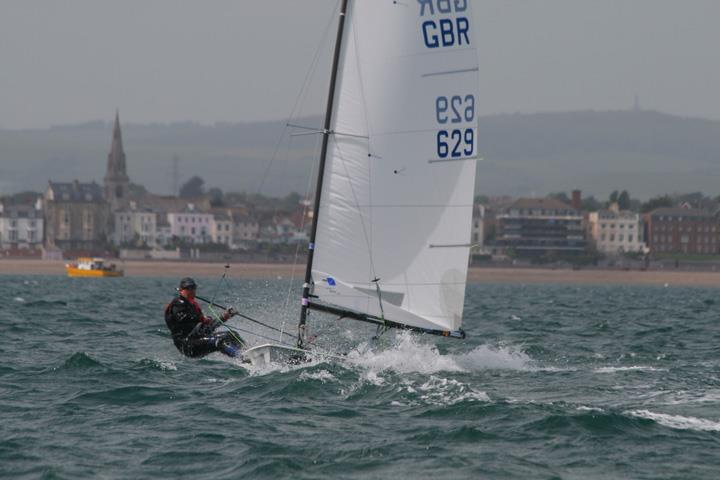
[164,277,244,358]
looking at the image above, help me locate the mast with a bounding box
[298,0,350,348]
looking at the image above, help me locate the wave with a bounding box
[299,369,337,383]
[660,390,720,406]
[236,333,534,387]
[134,358,178,371]
[70,386,174,406]
[18,299,68,308]
[410,376,490,405]
[60,352,104,370]
[453,344,534,372]
[345,334,463,374]
[345,333,533,374]
[594,366,667,373]
[626,410,720,432]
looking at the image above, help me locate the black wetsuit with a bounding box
[164,295,243,358]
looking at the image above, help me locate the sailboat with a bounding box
[243,0,479,366]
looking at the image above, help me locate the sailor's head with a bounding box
[178,277,197,297]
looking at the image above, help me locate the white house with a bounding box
[588,204,646,255]
[0,198,44,249]
[211,210,234,247]
[114,205,157,247]
[232,214,260,246]
[167,206,213,244]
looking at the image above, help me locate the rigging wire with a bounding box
[275,1,344,343]
[280,130,323,342]
[254,1,341,196]
[202,268,249,348]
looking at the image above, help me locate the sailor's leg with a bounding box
[181,336,219,358]
[214,332,246,358]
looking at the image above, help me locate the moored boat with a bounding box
[65,257,124,277]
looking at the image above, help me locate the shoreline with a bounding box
[1,258,720,287]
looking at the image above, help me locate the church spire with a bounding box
[107,110,126,176]
[104,110,130,211]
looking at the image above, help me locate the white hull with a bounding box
[242,344,308,367]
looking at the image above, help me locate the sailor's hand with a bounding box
[209,317,224,329]
[223,307,238,320]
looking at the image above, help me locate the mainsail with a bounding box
[304,0,479,336]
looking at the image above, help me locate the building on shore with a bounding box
[232,213,260,246]
[113,202,157,248]
[210,209,233,247]
[167,206,213,244]
[588,203,646,255]
[472,204,485,247]
[44,181,109,252]
[45,112,132,254]
[494,198,586,257]
[644,207,720,254]
[0,196,44,251]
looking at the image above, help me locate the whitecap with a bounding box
[299,369,337,383]
[577,406,604,412]
[594,366,666,373]
[660,389,720,406]
[415,375,490,405]
[626,410,720,432]
[345,333,464,374]
[345,333,533,374]
[157,360,177,371]
[453,344,534,371]
[13,297,25,303]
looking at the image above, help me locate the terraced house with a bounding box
[0,197,44,251]
[644,207,720,255]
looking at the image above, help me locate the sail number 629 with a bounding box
[436,94,475,158]
[436,95,475,124]
[437,129,474,158]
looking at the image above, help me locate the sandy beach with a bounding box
[1,258,720,287]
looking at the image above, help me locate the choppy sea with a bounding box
[1,274,719,479]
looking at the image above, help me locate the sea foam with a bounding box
[627,410,720,432]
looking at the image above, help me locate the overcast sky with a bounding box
[1,0,718,129]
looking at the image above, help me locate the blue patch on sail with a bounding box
[326,277,336,286]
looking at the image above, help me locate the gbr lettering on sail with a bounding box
[418,0,476,160]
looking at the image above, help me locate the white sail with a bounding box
[312,0,479,332]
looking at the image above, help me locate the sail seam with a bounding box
[390,46,477,60]
[372,127,474,137]
[422,67,479,78]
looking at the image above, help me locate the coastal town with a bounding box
[1,113,719,269]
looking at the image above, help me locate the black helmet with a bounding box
[178,277,197,290]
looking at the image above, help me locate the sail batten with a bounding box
[311,0,478,333]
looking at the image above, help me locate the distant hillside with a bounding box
[1,110,719,199]
[478,110,720,199]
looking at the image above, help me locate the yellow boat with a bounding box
[65,257,124,277]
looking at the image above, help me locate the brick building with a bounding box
[644,207,719,254]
